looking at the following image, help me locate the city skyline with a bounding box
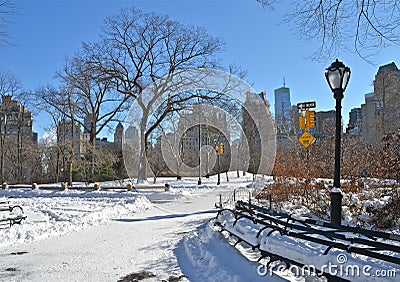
[0,0,398,140]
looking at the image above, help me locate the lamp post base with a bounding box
[330,188,343,225]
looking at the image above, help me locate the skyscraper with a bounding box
[1,95,36,142]
[114,122,124,145]
[361,62,400,144]
[242,90,274,173]
[57,119,83,158]
[274,85,291,133]
[346,107,362,137]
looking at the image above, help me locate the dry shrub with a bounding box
[256,180,400,229]
[365,189,400,228]
[341,180,364,193]
[255,178,330,218]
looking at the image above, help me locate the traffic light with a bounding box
[306,110,316,129]
[215,143,224,155]
[219,143,224,154]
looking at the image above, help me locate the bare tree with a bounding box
[153,111,187,179]
[29,86,70,183]
[0,70,20,95]
[147,143,168,183]
[0,70,23,183]
[31,86,79,185]
[0,0,17,46]
[32,45,131,182]
[56,48,132,180]
[258,0,400,61]
[88,7,225,182]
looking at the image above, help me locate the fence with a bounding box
[0,182,171,191]
[216,187,253,208]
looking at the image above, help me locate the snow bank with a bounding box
[176,221,280,281]
[0,188,151,248]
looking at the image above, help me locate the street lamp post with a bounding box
[325,59,351,225]
[217,151,221,185]
[198,102,202,185]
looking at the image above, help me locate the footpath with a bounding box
[1,187,225,282]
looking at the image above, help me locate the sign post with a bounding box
[297,101,316,148]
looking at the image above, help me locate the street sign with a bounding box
[297,101,316,109]
[298,131,315,148]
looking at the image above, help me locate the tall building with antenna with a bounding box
[274,79,292,135]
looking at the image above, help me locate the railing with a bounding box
[215,187,252,208]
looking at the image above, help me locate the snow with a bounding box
[216,209,399,282]
[176,221,289,281]
[0,173,399,281]
[0,188,152,248]
[1,173,266,281]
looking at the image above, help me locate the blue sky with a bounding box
[0,0,397,139]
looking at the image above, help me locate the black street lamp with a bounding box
[325,59,351,225]
[198,103,202,186]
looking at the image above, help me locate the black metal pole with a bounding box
[198,112,201,185]
[330,90,343,225]
[217,153,221,185]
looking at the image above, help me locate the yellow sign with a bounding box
[298,131,315,148]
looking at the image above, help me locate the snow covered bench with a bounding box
[0,201,27,229]
[215,203,400,282]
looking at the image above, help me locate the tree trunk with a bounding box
[89,128,96,181]
[55,150,60,183]
[17,128,22,183]
[68,160,73,186]
[138,113,149,183]
[0,118,5,184]
[0,138,4,184]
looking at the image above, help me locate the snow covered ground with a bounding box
[1,173,274,281]
[0,173,399,281]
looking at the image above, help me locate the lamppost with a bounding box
[198,102,202,185]
[325,59,351,225]
[0,114,6,184]
[216,143,222,185]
